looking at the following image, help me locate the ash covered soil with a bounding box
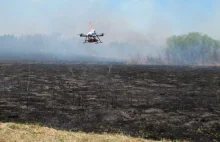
[0,61,220,141]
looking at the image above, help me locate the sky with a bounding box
[0,0,220,58]
[0,0,220,39]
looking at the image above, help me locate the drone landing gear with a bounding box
[84,37,88,43]
[96,36,102,44]
[83,36,103,44]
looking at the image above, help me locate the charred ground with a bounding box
[0,61,220,141]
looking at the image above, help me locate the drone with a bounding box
[79,21,104,44]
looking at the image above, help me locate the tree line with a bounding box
[165,32,220,65]
[129,32,220,65]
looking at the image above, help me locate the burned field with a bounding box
[0,62,220,141]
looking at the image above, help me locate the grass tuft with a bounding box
[0,122,175,142]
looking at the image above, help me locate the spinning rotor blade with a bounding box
[89,20,95,30]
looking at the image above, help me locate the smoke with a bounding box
[0,0,220,62]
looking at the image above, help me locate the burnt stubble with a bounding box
[0,61,220,141]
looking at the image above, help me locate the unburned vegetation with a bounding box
[1,122,160,142]
[0,61,220,142]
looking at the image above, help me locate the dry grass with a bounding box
[0,122,173,142]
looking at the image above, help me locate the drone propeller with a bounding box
[78,33,83,36]
[89,21,95,30]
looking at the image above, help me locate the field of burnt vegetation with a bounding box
[1,61,220,141]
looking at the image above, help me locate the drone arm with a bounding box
[97,33,104,36]
[79,34,88,37]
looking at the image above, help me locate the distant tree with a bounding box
[166,32,220,65]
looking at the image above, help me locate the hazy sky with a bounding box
[1,0,220,43]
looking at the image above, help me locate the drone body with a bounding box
[79,21,104,44]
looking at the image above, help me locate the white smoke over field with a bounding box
[0,0,220,62]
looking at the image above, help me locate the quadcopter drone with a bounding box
[78,21,104,44]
